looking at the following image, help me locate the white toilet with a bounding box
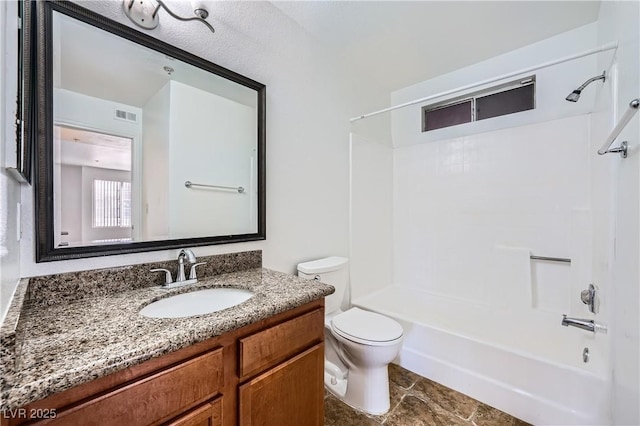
[297,257,403,415]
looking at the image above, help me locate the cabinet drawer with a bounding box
[239,309,323,379]
[165,397,222,426]
[49,348,223,426]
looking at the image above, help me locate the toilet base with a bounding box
[324,370,347,397]
[324,364,391,415]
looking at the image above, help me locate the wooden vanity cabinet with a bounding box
[2,299,324,426]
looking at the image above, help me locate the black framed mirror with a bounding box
[6,0,34,184]
[31,0,266,262]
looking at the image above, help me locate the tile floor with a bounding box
[324,364,530,426]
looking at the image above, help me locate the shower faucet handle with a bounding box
[580,284,599,314]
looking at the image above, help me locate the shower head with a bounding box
[565,91,581,102]
[565,71,606,102]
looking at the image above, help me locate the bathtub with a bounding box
[353,286,611,425]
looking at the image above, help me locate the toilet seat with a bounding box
[331,307,403,347]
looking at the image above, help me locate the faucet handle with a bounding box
[189,262,207,280]
[150,268,173,285]
[580,283,599,314]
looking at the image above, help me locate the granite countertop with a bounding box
[0,267,333,410]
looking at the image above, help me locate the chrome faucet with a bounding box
[150,248,206,289]
[561,315,607,334]
[176,249,197,282]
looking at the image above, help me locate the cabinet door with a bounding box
[165,397,222,426]
[239,344,323,426]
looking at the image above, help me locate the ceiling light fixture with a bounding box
[122,0,215,33]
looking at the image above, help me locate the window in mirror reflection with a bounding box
[93,180,132,229]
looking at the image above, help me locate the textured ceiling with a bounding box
[60,1,601,106]
[272,1,601,92]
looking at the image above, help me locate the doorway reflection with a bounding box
[54,125,134,247]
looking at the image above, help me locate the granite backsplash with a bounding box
[26,250,262,308]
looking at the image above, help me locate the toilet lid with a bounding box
[331,307,403,344]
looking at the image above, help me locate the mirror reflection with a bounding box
[52,10,259,248]
[55,125,133,246]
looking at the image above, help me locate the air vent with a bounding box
[114,108,138,123]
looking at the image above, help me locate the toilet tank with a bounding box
[297,257,349,314]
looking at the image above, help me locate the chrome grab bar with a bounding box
[530,255,571,264]
[184,180,245,193]
[598,98,639,158]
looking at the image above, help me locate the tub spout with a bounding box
[561,315,607,334]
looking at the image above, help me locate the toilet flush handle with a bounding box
[314,275,321,281]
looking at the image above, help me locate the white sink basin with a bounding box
[140,288,254,318]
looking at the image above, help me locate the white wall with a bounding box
[54,89,142,139]
[393,116,593,309]
[0,0,21,320]
[594,1,640,423]
[142,82,170,240]
[168,80,256,238]
[391,23,601,148]
[59,165,82,244]
[389,23,605,306]
[349,131,393,302]
[17,1,386,278]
